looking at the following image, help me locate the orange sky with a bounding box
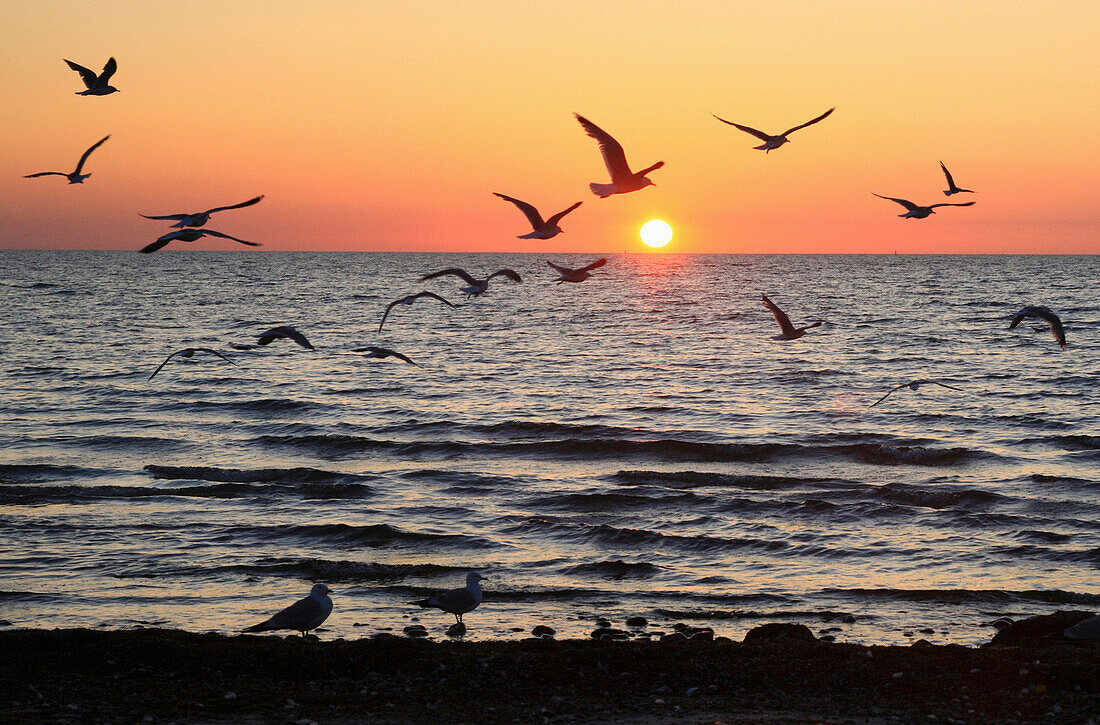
[2,1,1098,254]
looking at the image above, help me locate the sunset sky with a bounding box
[2,1,1098,254]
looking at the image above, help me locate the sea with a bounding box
[1,251,1097,644]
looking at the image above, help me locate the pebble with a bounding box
[919,628,935,634]
[660,632,689,643]
[591,627,630,641]
[626,616,648,627]
[447,622,467,637]
[892,672,904,679]
[531,625,556,638]
[819,635,836,643]
[596,619,612,628]
[842,615,857,624]
[0,620,11,626]
[223,691,237,701]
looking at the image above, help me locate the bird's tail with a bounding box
[806,321,824,329]
[412,598,433,608]
[242,621,271,633]
[589,182,616,198]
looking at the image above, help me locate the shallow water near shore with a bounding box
[0,251,1097,644]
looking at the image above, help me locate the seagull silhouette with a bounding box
[24,135,110,184]
[714,107,834,152]
[139,228,260,254]
[413,573,487,624]
[547,257,608,283]
[65,57,119,95]
[379,291,455,332]
[147,348,236,381]
[1008,306,1066,350]
[243,584,333,637]
[420,268,522,298]
[575,114,663,197]
[761,294,823,340]
[493,193,582,239]
[140,195,264,228]
[351,346,418,365]
[939,161,974,196]
[869,379,964,408]
[256,326,314,350]
[873,194,975,219]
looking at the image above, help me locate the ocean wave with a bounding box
[228,557,471,581]
[868,482,1004,510]
[511,519,791,554]
[526,491,700,511]
[0,463,107,483]
[824,588,1100,605]
[655,608,852,621]
[145,464,371,484]
[560,560,664,579]
[0,481,372,504]
[224,523,496,549]
[1013,434,1100,451]
[611,470,844,490]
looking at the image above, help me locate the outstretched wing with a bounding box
[378,299,403,332]
[939,161,957,189]
[927,202,975,209]
[930,381,963,392]
[420,268,478,285]
[413,291,456,307]
[194,348,236,365]
[74,135,110,174]
[761,294,796,336]
[96,57,118,87]
[139,238,173,254]
[577,257,608,274]
[545,201,583,227]
[575,114,632,182]
[140,213,191,221]
[873,194,920,212]
[64,59,97,89]
[197,229,260,246]
[488,269,522,283]
[546,260,572,275]
[494,193,544,229]
[869,384,907,408]
[781,107,835,137]
[24,172,66,178]
[362,346,417,365]
[147,350,182,381]
[714,115,772,142]
[200,195,264,216]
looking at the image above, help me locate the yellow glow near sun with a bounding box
[640,219,673,248]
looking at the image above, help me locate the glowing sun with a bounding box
[640,219,673,248]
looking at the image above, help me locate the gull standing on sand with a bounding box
[761,294,823,341]
[24,135,110,185]
[873,194,975,219]
[413,573,487,624]
[869,380,964,408]
[420,268,522,298]
[1008,306,1066,350]
[147,348,236,381]
[939,162,974,196]
[713,107,834,153]
[547,257,608,283]
[351,346,418,365]
[256,326,314,350]
[65,57,119,95]
[140,195,265,228]
[139,228,260,254]
[379,291,455,332]
[575,114,664,198]
[493,193,583,239]
[243,584,333,637]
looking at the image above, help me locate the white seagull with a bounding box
[147,347,236,381]
[762,294,822,341]
[140,195,264,228]
[1008,306,1066,350]
[379,291,455,332]
[140,228,260,254]
[939,161,974,196]
[257,325,314,350]
[575,114,664,198]
[714,107,834,153]
[547,257,608,283]
[494,193,582,239]
[24,135,110,184]
[351,346,418,365]
[413,573,487,624]
[420,267,522,298]
[243,584,333,637]
[869,379,964,408]
[873,194,975,219]
[65,57,119,96]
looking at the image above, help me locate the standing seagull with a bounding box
[493,193,582,239]
[420,267,522,298]
[65,57,119,95]
[24,135,110,185]
[243,584,333,637]
[547,257,607,283]
[574,114,664,198]
[379,291,455,332]
[761,294,823,341]
[140,195,264,228]
[873,194,975,219]
[1008,306,1066,350]
[714,107,834,153]
[939,161,974,196]
[140,228,260,254]
[256,326,314,350]
[413,573,487,624]
[351,346,418,365]
[147,347,236,381]
[869,379,964,408]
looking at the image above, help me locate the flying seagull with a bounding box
[547,257,608,283]
[1008,306,1066,350]
[24,135,110,184]
[379,291,455,332]
[493,193,582,239]
[243,584,333,637]
[257,325,314,350]
[869,379,964,408]
[351,346,418,365]
[575,113,664,198]
[761,294,823,341]
[139,228,260,253]
[939,161,974,196]
[413,572,487,624]
[714,107,834,153]
[140,195,264,228]
[65,57,119,95]
[147,347,236,381]
[873,194,975,219]
[420,267,522,298]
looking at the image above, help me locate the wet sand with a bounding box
[1,627,1098,724]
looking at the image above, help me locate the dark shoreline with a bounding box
[2,627,1098,724]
